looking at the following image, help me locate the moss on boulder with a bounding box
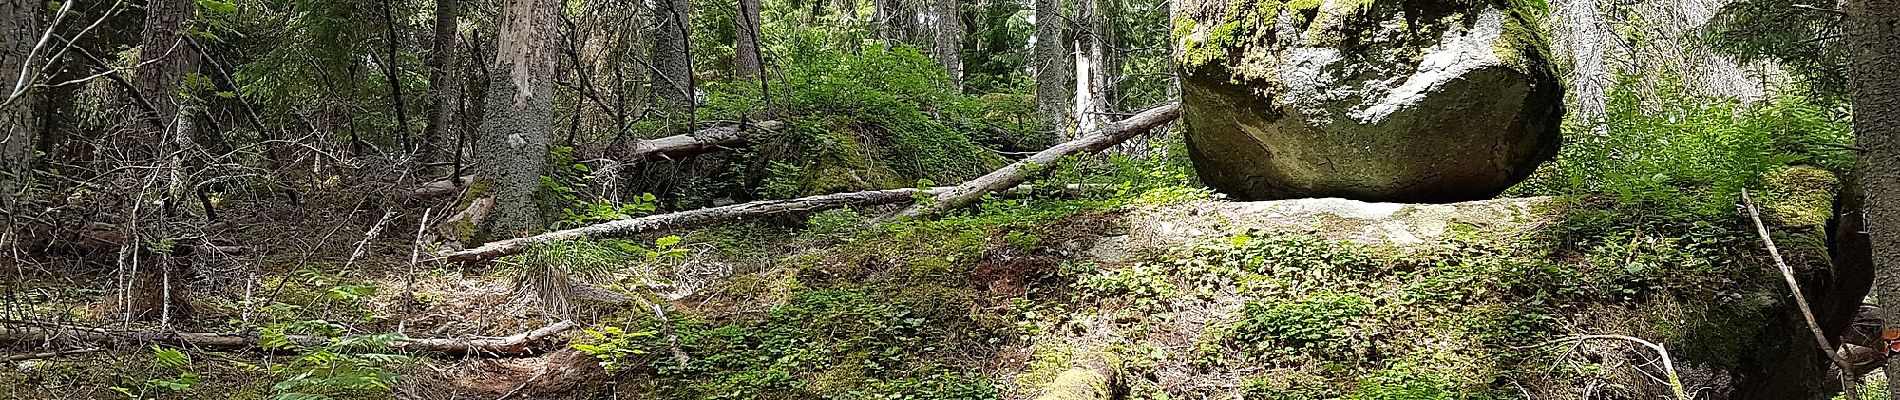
[1174,0,1564,202]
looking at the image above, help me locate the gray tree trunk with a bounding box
[1846,0,1900,398]
[1033,0,1070,131]
[651,0,694,117]
[1,0,39,209]
[734,0,764,80]
[125,0,202,323]
[1084,0,1113,126]
[473,0,562,241]
[423,0,461,166]
[875,0,914,44]
[926,0,961,88]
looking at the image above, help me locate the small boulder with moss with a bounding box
[1174,0,1564,202]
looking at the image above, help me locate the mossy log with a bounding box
[0,321,576,357]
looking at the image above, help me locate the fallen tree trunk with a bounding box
[439,104,1180,264]
[0,321,576,357]
[624,120,784,161]
[441,187,950,263]
[401,121,784,199]
[891,102,1180,220]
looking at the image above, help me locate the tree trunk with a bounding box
[926,0,962,88]
[473,0,562,242]
[423,0,461,166]
[380,0,413,154]
[1033,0,1070,132]
[875,0,914,44]
[734,0,765,80]
[1,0,39,210]
[1846,0,1900,398]
[652,0,694,119]
[125,0,202,323]
[1072,0,1110,134]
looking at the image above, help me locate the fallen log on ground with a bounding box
[0,321,576,357]
[438,104,1181,264]
[440,187,950,263]
[892,102,1180,220]
[401,121,784,199]
[625,120,784,161]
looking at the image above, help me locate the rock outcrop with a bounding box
[1174,0,1565,202]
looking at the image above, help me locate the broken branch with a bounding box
[1741,189,1861,398]
[0,321,577,357]
[440,187,948,263]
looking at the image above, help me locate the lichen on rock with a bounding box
[1174,0,1565,203]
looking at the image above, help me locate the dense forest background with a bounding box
[2,0,1899,399]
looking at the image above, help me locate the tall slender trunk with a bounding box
[925,0,961,88]
[380,0,413,155]
[424,0,461,166]
[1072,0,1112,135]
[473,0,562,241]
[651,0,694,123]
[1845,0,1900,398]
[1033,0,1070,132]
[734,0,764,80]
[126,0,202,323]
[1,0,39,210]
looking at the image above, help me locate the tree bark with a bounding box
[423,0,461,165]
[125,0,202,323]
[1,0,39,210]
[0,321,577,357]
[380,0,413,154]
[1845,0,1900,398]
[926,0,962,88]
[734,0,765,80]
[891,102,1179,220]
[473,0,563,242]
[1033,0,1070,132]
[875,0,915,44]
[652,0,694,117]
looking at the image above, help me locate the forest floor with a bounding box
[0,166,1867,399]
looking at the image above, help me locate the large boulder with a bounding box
[1174,0,1564,202]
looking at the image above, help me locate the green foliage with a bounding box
[1704,0,1849,100]
[111,346,200,398]
[261,331,411,400]
[1511,83,1852,220]
[1232,292,1371,354]
[572,326,660,373]
[594,289,996,400]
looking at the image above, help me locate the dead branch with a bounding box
[1529,334,1689,400]
[0,320,576,357]
[439,187,949,263]
[1,347,103,362]
[890,102,1180,220]
[437,103,1176,265]
[1741,189,1862,398]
